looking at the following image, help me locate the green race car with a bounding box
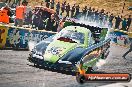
[28,25,111,73]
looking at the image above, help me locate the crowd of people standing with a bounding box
[0,0,131,32]
[44,0,131,31]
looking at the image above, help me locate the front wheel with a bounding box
[101,53,105,59]
[76,74,86,84]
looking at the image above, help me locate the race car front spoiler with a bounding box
[28,54,76,72]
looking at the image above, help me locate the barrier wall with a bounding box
[110,29,132,46]
[0,24,132,49]
[0,24,56,49]
[0,25,8,48]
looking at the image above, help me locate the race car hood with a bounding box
[43,40,78,63]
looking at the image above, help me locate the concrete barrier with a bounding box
[110,29,132,46]
[0,25,8,48]
[0,24,56,49]
[0,24,132,49]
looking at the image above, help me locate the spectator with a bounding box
[103,12,109,24]
[25,10,32,25]
[24,6,32,25]
[99,11,104,25]
[75,5,80,17]
[0,5,11,24]
[60,2,66,15]
[122,18,127,31]
[15,1,28,27]
[82,6,87,19]
[115,15,122,29]
[32,9,38,28]
[36,10,44,30]
[32,9,40,29]
[66,3,70,17]
[45,14,58,32]
[94,10,99,23]
[54,13,60,24]
[56,2,60,15]
[87,7,92,21]
[1,5,12,16]
[50,0,54,9]
[45,0,50,8]
[108,13,114,28]
[71,4,75,18]
[126,15,131,30]
[91,8,95,22]
[101,9,105,13]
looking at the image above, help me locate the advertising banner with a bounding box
[5,27,29,49]
[5,27,56,49]
[0,25,8,48]
[110,30,130,46]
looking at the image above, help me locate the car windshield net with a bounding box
[57,30,84,44]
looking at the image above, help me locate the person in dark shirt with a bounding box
[75,5,80,17]
[94,10,99,23]
[56,2,60,15]
[91,8,95,22]
[108,13,114,28]
[87,7,92,21]
[45,14,58,32]
[60,1,66,15]
[71,4,75,18]
[122,18,127,31]
[82,6,87,19]
[37,11,44,30]
[122,42,132,59]
[126,15,131,30]
[103,12,109,24]
[99,12,104,25]
[66,3,70,17]
[115,15,122,29]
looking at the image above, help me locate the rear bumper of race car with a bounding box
[28,53,77,72]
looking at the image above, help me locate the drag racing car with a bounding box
[28,25,111,73]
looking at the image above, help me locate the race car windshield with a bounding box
[57,30,84,44]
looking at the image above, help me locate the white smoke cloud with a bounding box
[96,59,106,68]
[76,16,110,29]
[28,41,36,51]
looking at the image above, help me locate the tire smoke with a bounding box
[28,41,36,51]
[96,59,106,68]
